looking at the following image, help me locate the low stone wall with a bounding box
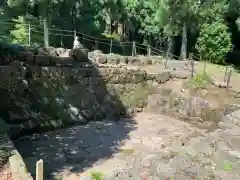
[88,51,163,66]
[0,133,33,180]
[0,58,190,139]
[16,47,164,67]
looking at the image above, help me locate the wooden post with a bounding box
[134,42,136,56]
[132,41,136,57]
[110,39,113,54]
[61,29,63,47]
[224,65,229,82]
[74,30,76,38]
[95,40,98,50]
[190,53,194,79]
[226,67,232,91]
[164,53,168,69]
[203,57,207,74]
[36,159,43,180]
[28,23,31,46]
[43,17,49,48]
[147,45,151,56]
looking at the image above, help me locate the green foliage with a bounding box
[90,172,104,180]
[120,83,154,109]
[196,21,233,64]
[0,7,14,42]
[102,32,121,41]
[223,160,233,171]
[10,16,29,45]
[199,0,228,23]
[185,73,211,90]
[10,15,43,46]
[0,0,237,67]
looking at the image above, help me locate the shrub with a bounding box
[91,172,104,180]
[196,21,233,64]
[10,15,43,47]
[185,73,211,90]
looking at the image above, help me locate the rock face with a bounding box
[0,63,158,138]
[87,50,163,66]
[0,61,192,138]
[146,94,168,113]
[0,45,193,138]
[69,48,89,62]
[146,90,223,127]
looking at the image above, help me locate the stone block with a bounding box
[154,71,171,83]
[127,56,141,66]
[96,54,107,64]
[9,150,33,180]
[35,55,51,66]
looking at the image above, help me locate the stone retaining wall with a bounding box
[0,59,189,139]
[0,133,33,180]
[17,47,164,66]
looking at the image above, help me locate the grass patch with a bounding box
[196,61,240,80]
[184,73,211,90]
[223,160,233,172]
[90,171,104,180]
[119,148,135,154]
[120,83,155,109]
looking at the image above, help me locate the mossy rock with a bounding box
[107,54,121,64]
[127,56,141,66]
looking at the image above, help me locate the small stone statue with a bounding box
[73,36,83,49]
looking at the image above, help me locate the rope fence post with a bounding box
[190,53,194,79]
[164,53,168,69]
[28,23,31,46]
[226,67,232,91]
[132,41,136,57]
[74,30,76,38]
[43,17,49,48]
[203,56,207,74]
[109,38,113,54]
[224,65,229,82]
[36,159,43,180]
[95,40,98,50]
[61,29,63,47]
[147,45,151,56]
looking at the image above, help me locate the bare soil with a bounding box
[0,163,12,180]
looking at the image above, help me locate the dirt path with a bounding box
[14,112,205,180]
[13,109,240,180]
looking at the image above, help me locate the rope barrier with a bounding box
[0,20,187,61]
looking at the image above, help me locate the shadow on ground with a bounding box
[0,44,136,179]
[14,119,136,179]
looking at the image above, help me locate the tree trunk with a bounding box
[104,10,111,35]
[117,22,123,40]
[43,17,49,48]
[180,21,187,60]
[167,36,174,56]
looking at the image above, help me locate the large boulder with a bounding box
[56,48,71,57]
[107,54,121,64]
[0,42,27,64]
[146,94,168,113]
[127,56,141,66]
[177,96,222,123]
[96,54,107,64]
[93,50,103,57]
[88,50,103,63]
[37,47,58,57]
[153,71,171,83]
[69,48,89,62]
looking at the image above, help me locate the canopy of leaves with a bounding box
[196,21,233,64]
[1,0,240,65]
